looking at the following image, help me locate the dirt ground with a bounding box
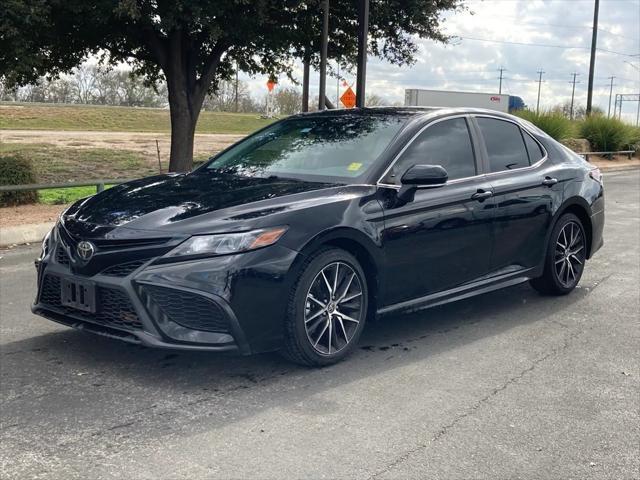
[589,154,640,171]
[0,130,244,161]
[0,203,65,228]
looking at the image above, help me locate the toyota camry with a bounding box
[33,107,604,366]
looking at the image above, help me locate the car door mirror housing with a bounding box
[401,164,449,186]
[397,165,448,204]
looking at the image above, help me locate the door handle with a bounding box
[542,176,558,187]
[471,189,493,201]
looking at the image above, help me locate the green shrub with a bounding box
[578,115,635,152]
[514,110,575,141]
[628,126,640,156]
[0,155,39,207]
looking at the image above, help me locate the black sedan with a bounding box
[33,107,604,366]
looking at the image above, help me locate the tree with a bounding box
[552,101,603,120]
[1,0,464,172]
[71,64,97,104]
[202,80,251,112]
[365,93,385,107]
[274,87,303,115]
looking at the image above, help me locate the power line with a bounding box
[455,14,639,41]
[454,36,639,58]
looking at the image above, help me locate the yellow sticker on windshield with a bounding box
[347,162,363,171]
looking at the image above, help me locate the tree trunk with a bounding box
[167,76,202,173]
[167,89,199,172]
[160,32,224,173]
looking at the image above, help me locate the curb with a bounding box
[0,222,54,248]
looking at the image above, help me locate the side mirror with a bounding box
[397,164,448,203]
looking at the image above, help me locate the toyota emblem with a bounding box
[76,241,96,261]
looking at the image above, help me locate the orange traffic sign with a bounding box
[340,86,356,108]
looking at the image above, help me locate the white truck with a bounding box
[404,89,510,113]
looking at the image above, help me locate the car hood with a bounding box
[61,172,344,237]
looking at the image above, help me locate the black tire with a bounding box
[531,213,587,296]
[281,248,368,367]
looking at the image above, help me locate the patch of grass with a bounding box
[0,143,155,184]
[0,103,275,134]
[38,184,116,205]
[514,109,575,141]
[578,115,636,152]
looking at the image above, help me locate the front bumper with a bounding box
[33,231,300,354]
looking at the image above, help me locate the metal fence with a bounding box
[0,179,133,193]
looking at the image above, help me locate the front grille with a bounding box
[55,247,71,266]
[59,223,169,251]
[39,275,143,331]
[143,284,229,333]
[101,260,147,277]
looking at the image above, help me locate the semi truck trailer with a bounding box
[405,88,510,113]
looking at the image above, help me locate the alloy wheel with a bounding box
[304,261,364,355]
[554,221,585,288]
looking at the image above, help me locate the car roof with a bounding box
[287,107,549,141]
[289,106,440,119]
[290,106,518,121]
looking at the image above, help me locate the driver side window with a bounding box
[382,117,476,185]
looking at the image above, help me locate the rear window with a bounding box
[523,131,545,164]
[476,117,530,172]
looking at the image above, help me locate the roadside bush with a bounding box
[0,155,39,206]
[628,126,640,156]
[514,109,575,141]
[578,115,635,152]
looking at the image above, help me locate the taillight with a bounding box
[589,167,603,184]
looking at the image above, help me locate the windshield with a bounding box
[205,114,408,181]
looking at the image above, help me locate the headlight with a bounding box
[165,226,288,258]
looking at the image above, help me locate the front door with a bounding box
[378,116,495,307]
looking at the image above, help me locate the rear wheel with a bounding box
[531,213,587,295]
[282,248,368,366]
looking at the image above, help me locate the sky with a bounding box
[240,0,640,122]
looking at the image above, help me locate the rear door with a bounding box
[378,116,495,307]
[471,115,562,274]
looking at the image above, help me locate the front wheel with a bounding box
[281,248,368,367]
[531,213,587,295]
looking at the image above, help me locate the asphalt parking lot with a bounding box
[1,171,638,479]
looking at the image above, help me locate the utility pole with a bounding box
[536,70,545,114]
[355,0,369,108]
[318,0,329,110]
[302,58,310,112]
[336,61,340,108]
[569,73,580,120]
[234,63,239,113]
[497,67,506,94]
[586,0,600,115]
[607,76,615,117]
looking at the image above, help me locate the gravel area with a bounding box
[0,204,64,228]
